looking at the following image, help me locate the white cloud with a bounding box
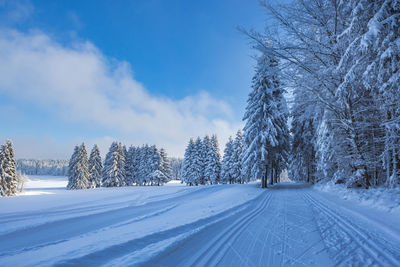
[0,0,34,24]
[0,29,242,158]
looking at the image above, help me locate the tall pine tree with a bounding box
[102,142,126,187]
[182,138,196,186]
[205,135,221,184]
[221,137,234,184]
[231,130,244,183]
[67,143,90,190]
[0,140,17,196]
[88,144,102,188]
[242,52,289,188]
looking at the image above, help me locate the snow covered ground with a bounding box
[1,176,400,266]
[315,181,400,215]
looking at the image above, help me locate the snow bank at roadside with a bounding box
[314,181,400,215]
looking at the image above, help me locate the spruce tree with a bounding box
[192,137,204,185]
[202,135,212,184]
[205,135,221,184]
[0,147,5,196]
[102,142,126,187]
[231,130,244,183]
[125,146,136,186]
[117,143,127,186]
[221,137,234,184]
[68,143,90,190]
[67,145,80,190]
[160,148,172,183]
[148,145,162,185]
[242,52,289,188]
[182,138,196,186]
[88,144,102,188]
[132,146,141,185]
[139,145,151,185]
[0,140,17,196]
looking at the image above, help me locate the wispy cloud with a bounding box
[0,29,241,158]
[0,0,34,24]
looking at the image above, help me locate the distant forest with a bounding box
[16,159,69,176]
[16,158,183,179]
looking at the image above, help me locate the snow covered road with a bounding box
[1,181,400,266]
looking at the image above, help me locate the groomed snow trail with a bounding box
[144,183,400,267]
[1,182,400,267]
[145,183,332,266]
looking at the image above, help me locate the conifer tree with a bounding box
[182,138,196,186]
[67,145,79,190]
[221,137,234,184]
[138,145,146,185]
[68,143,90,190]
[0,140,17,196]
[125,146,137,186]
[88,144,102,188]
[149,145,162,185]
[0,147,5,196]
[205,135,221,184]
[242,52,289,188]
[192,137,205,185]
[160,148,172,181]
[202,135,212,184]
[102,142,126,187]
[231,130,244,183]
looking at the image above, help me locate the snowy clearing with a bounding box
[1,176,400,266]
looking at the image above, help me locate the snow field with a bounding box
[0,176,263,266]
[1,177,400,266]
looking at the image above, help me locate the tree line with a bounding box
[181,135,222,185]
[242,0,399,188]
[181,130,282,187]
[67,142,171,190]
[17,159,69,176]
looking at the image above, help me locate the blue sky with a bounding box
[0,0,266,158]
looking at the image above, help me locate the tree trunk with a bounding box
[270,162,274,185]
[262,166,268,188]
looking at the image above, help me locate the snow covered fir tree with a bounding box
[182,135,222,185]
[67,143,91,190]
[241,51,290,188]
[66,141,172,190]
[102,142,126,187]
[182,134,246,186]
[0,140,18,196]
[221,136,234,184]
[88,145,103,188]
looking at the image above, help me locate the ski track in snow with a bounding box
[0,181,400,267]
[304,193,400,266]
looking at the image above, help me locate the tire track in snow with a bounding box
[304,192,400,266]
